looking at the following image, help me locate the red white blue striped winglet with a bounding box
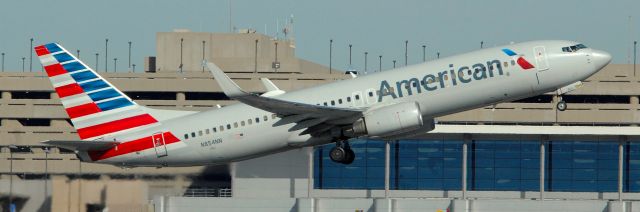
[35,43,159,140]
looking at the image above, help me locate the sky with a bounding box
[0,0,638,72]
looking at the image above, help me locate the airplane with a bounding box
[34,40,611,167]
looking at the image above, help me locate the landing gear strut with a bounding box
[330,140,355,164]
[556,96,567,111]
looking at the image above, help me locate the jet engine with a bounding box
[346,101,424,137]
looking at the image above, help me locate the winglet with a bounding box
[260,78,280,91]
[206,62,249,98]
[260,78,286,97]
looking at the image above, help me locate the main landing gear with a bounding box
[330,140,355,164]
[556,96,567,111]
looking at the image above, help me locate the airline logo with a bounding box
[501,48,535,70]
[35,43,158,140]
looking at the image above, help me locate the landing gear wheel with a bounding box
[329,146,346,163]
[556,100,567,111]
[341,148,355,165]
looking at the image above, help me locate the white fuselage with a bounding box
[91,40,610,167]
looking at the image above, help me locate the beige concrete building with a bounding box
[0,31,638,211]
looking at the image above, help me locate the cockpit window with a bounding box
[562,44,588,52]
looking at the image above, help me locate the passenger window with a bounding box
[355,95,360,100]
[206,129,210,134]
[338,99,343,104]
[368,92,373,97]
[511,60,516,66]
[503,61,508,67]
[248,119,252,125]
[347,97,351,102]
[331,100,335,105]
[226,124,231,129]
[241,121,245,126]
[198,130,203,136]
[184,134,188,139]
[234,122,238,128]
[272,114,277,119]
[191,132,196,137]
[323,102,328,106]
[220,126,224,131]
[255,117,260,123]
[213,128,217,133]
[263,115,268,121]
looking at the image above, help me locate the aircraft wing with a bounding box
[42,140,119,151]
[206,62,363,135]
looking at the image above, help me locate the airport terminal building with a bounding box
[1,31,640,212]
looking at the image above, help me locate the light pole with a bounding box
[105,39,109,72]
[76,50,80,59]
[481,41,484,49]
[274,42,279,72]
[422,45,426,62]
[364,52,368,74]
[393,60,396,68]
[1,52,5,72]
[95,53,99,71]
[132,64,136,72]
[329,39,333,74]
[180,38,184,73]
[634,41,637,76]
[404,40,408,66]
[437,52,440,59]
[378,55,382,72]
[113,58,117,72]
[348,44,352,67]
[202,40,206,72]
[254,39,258,73]
[22,57,26,72]
[30,38,34,72]
[128,41,132,69]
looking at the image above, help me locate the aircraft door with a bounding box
[533,46,551,86]
[534,46,549,71]
[152,132,168,157]
[352,91,364,107]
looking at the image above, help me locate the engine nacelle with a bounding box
[349,101,423,137]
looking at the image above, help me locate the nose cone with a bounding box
[591,50,612,70]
